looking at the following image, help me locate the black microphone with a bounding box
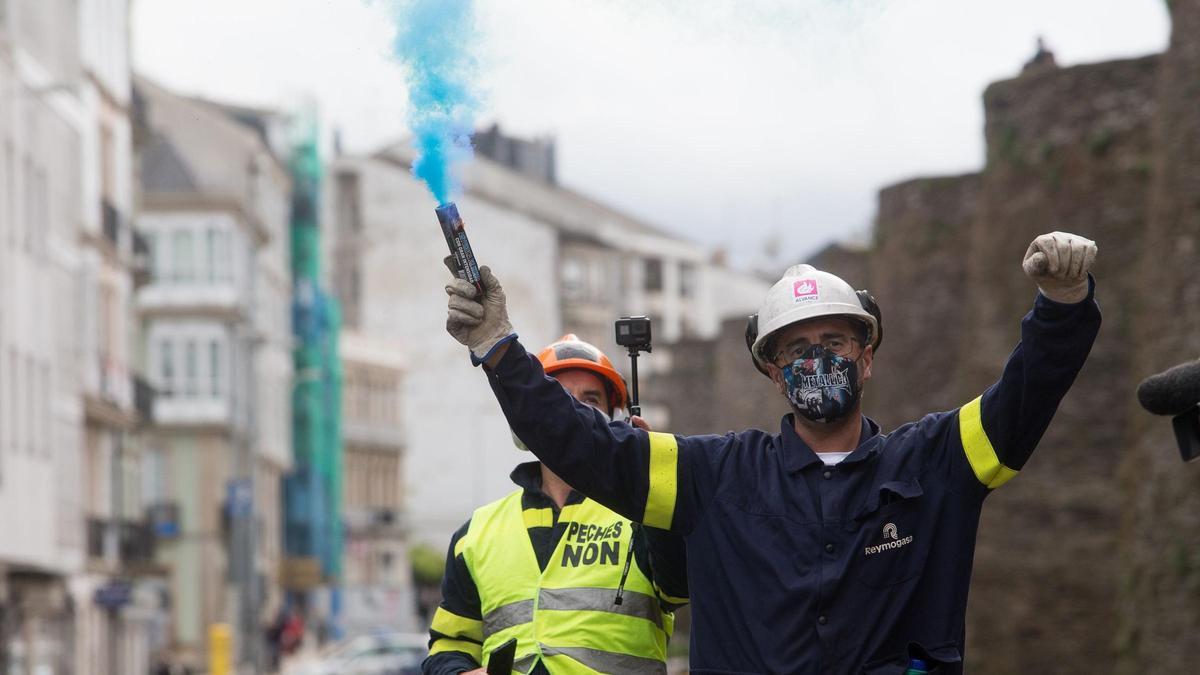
[1136,359,1200,416]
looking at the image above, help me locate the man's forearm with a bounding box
[982,277,1102,471]
[485,339,656,524]
[483,341,510,369]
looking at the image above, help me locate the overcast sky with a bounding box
[133,0,1170,266]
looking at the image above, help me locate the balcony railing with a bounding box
[102,199,121,249]
[94,353,131,408]
[86,518,106,560]
[146,501,180,539]
[133,374,155,423]
[86,517,158,565]
[120,521,156,564]
[132,228,152,286]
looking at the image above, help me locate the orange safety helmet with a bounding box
[537,334,629,411]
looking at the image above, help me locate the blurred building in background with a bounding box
[133,76,293,668]
[326,127,768,547]
[338,331,418,636]
[74,1,167,674]
[1,0,167,673]
[0,0,87,671]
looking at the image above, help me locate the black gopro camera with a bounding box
[615,316,652,353]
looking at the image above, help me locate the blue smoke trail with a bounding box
[392,0,479,206]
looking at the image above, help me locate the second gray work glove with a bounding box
[1022,231,1098,304]
[444,256,514,362]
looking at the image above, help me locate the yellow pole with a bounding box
[209,623,233,675]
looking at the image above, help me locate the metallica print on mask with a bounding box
[781,345,862,423]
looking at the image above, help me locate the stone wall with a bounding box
[1117,0,1200,672]
[868,174,982,430]
[955,54,1161,674]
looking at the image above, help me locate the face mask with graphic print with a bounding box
[512,407,612,450]
[780,344,862,424]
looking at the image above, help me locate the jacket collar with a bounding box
[510,461,586,507]
[510,461,545,492]
[779,414,881,474]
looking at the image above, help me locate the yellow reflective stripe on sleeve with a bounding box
[453,535,466,558]
[522,507,553,529]
[959,395,1019,489]
[644,432,679,529]
[653,582,688,607]
[431,607,483,641]
[428,636,483,661]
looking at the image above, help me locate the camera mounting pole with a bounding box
[615,316,653,419]
[627,345,644,418]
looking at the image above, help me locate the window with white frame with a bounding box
[22,155,34,252]
[4,143,15,247]
[172,229,194,282]
[680,263,697,298]
[144,231,157,280]
[39,361,49,456]
[644,258,664,292]
[562,257,586,300]
[206,228,218,282]
[184,339,198,397]
[206,225,231,282]
[159,338,175,395]
[209,339,222,397]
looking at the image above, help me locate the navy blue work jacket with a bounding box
[483,283,1101,674]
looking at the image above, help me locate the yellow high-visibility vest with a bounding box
[458,490,674,674]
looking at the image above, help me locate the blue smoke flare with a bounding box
[392,0,478,205]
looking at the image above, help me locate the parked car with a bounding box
[288,633,426,675]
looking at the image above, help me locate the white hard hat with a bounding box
[750,264,879,369]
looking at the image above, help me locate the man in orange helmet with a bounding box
[423,334,688,675]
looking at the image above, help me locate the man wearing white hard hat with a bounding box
[443,232,1100,674]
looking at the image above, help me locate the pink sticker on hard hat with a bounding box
[793,279,819,302]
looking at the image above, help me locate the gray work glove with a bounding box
[1022,231,1098,304]
[444,256,514,361]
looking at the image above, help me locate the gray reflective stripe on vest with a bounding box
[512,654,537,674]
[540,645,667,674]
[537,587,663,630]
[482,599,534,637]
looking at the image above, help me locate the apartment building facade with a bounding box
[338,331,417,635]
[134,77,293,667]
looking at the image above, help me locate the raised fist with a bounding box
[1022,231,1097,304]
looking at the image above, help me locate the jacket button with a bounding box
[825,543,834,553]
[818,615,828,626]
[823,470,832,480]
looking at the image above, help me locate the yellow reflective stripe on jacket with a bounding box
[431,607,483,641]
[482,599,534,637]
[644,432,678,529]
[538,587,664,630]
[428,636,482,662]
[959,395,1019,489]
[541,645,668,675]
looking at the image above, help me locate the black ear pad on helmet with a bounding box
[855,290,883,353]
[745,313,770,377]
